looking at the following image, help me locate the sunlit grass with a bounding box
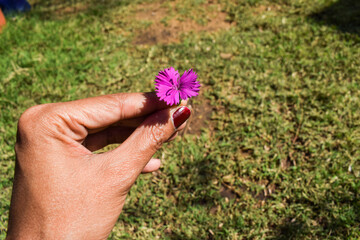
[1,0,359,239]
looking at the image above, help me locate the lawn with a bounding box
[1,0,359,239]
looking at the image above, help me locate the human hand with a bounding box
[6,92,191,239]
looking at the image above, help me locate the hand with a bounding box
[6,92,191,239]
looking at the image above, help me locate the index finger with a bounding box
[63,92,170,130]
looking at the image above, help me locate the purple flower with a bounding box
[155,67,200,105]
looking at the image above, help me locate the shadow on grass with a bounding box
[274,219,308,240]
[273,195,360,239]
[309,0,360,35]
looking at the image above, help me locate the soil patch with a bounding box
[184,98,214,135]
[132,1,233,45]
[219,184,237,200]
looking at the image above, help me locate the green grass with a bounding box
[1,0,360,239]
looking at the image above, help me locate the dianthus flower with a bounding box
[155,67,200,105]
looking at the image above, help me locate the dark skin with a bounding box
[6,92,190,239]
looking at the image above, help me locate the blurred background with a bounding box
[0,0,359,239]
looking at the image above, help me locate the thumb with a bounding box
[103,105,191,177]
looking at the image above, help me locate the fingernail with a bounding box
[172,106,191,129]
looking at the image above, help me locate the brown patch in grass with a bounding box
[209,205,219,215]
[181,85,220,136]
[252,4,282,16]
[35,1,90,18]
[132,1,233,45]
[184,98,214,135]
[238,149,251,159]
[56,3,89,16]
[219,184,237,200]
[221,177,276,207]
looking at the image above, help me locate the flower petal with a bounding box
[155,67,180,87]
[155,67,181,105]
[155,67,200,105]
[179,69,200,98]
[180,87,199,99]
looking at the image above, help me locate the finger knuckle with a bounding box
[148,124,166,151]
[17,104,56,141]
[16,105,46,154]
[18,105,46,132]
